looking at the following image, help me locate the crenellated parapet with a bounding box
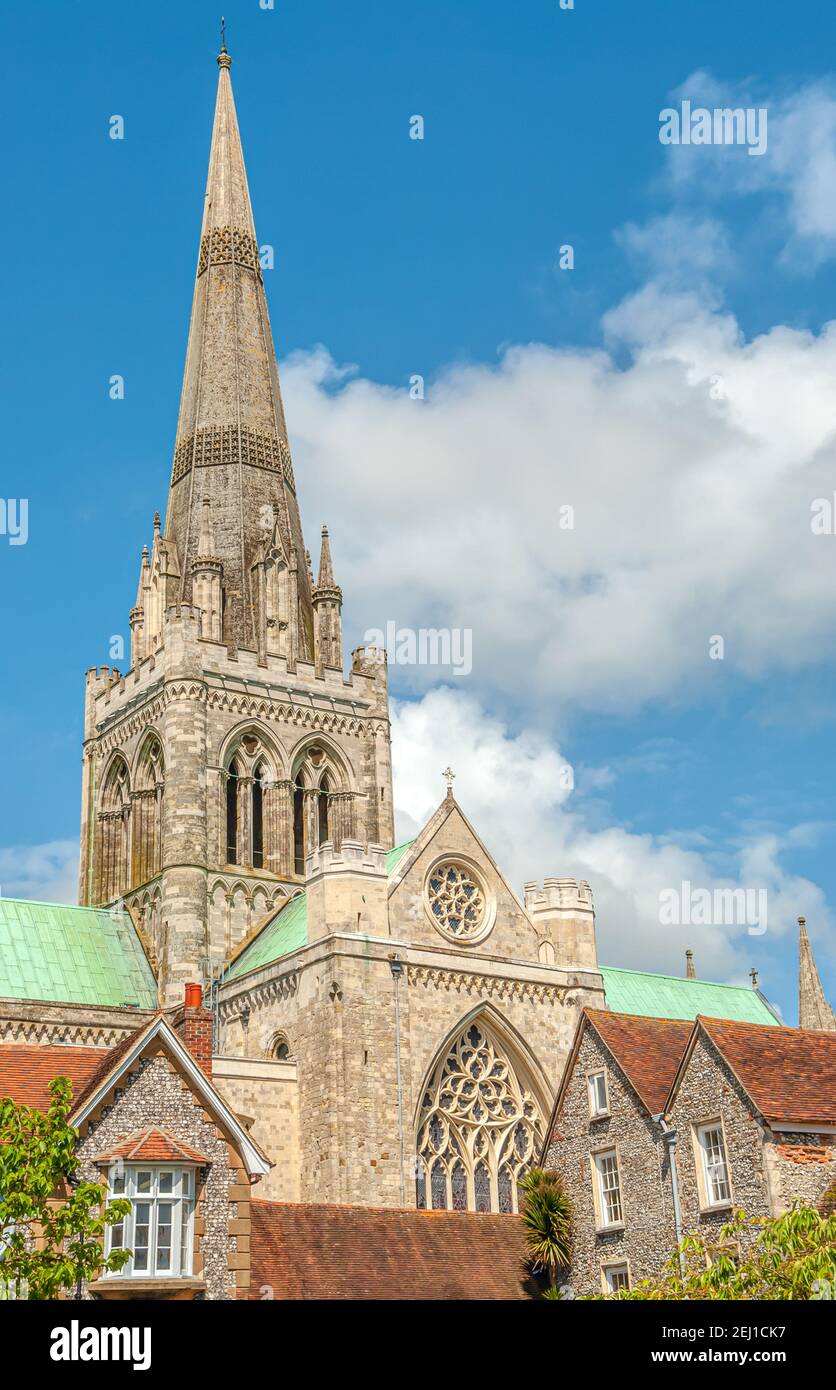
[305,838,389,943]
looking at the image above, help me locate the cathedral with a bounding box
[1,39,833,1276]
[74,38,610,1212]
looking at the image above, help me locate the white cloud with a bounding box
[0,840,79,905]
[285,303,836,718]
[391,688,832,985]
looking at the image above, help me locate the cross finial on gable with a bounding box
[442,766,455,798]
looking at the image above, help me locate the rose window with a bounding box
[427,862,486,939]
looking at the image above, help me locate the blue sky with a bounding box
[2,0,836,1021]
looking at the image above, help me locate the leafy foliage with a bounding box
[520,1167,572,1287]
[592,1204,836,1301]
[0,1076,130,1299]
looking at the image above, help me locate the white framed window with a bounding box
[602,1262,630,1294]
[105,1166,195,1277]
[592,1149,623,1228]
[696,1122,731,1208]
[588,1070,609,1117]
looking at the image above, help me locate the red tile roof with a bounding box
[697,1016,836,1126]
[0,1044,113,1111]
[92,1126,208,1165]
[584,1010,695,1115]
[250,1201,536,1300]
[69,1016,163,1114]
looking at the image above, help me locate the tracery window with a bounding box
[427,861,486,940]
[97,755,131,904]
[415,1020,545,1214]
[131,735,164,888]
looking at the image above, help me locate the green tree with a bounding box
[593,1204,836,1301]
[0,1076,131,1299]
[520,1167,572,1296]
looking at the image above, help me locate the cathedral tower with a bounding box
[78,41,395,1004]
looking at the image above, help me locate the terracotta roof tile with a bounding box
[0,1045,113,1111]
[584,1010,694,1115]
[92,1126,208,1165]
[69,1017,160,1114]
[250,1201,536,1300]
[698,1016,836,1126]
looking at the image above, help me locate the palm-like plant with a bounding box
[519,1167,572,1290]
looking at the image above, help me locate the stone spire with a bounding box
[685,948,696,979]
[313,525,343,672]
[163,40,313,656]
[798,916,836,1032]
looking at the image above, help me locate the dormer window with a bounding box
[105,1166,195,1278]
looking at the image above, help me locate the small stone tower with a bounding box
[522,878,598,969]
[78,40,394,1004]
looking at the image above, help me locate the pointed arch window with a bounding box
[226,760,239,865]
[252,762,266,870]
[293,777,307,876]
[318,773,331,847]
[97,756,131,905]
[132,735,164,889]
[415,1019,545,1215]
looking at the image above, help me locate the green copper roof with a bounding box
[226,891,309,982]
[601,966,779,1026]
[0,898,158,1009]
[226,840,417,983]
[385,840,415,874]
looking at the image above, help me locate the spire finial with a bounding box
[750,966,759,989]
[443,766,456,799]
[218,16,232,68]
[685,948,696,980]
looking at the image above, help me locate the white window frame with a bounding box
[104,1165,195,1278]
[587,1070,609,1118]
[695,1121,732,1210]
[601,1261,630,1294]
[591,1148,624,1230]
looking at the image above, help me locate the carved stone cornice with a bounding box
[94,682,388,756]
[218,970,299,1019]
[408,965,576,1007]
[0,1017,144,1048]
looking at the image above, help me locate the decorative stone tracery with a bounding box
[427,861,486,939]
[170,424,295,491]
[415,1019,546,1214]
[197,224,262,278]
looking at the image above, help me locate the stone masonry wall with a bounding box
[765,1131,836,1212]
[212,1055,300,1202]
[75,1047,250,1300]
[544,1028,673,1296]
[668,1032,771,1242]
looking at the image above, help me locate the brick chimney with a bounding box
[175,982,214,1079]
